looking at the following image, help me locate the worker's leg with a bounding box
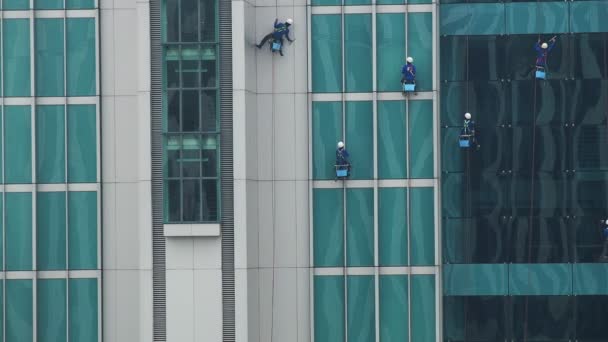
[256,33,274,49]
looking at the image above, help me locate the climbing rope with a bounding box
[270,3,278,342]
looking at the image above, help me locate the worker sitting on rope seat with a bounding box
[335,141,351,179]
[401,56,416,93]
[534,36,556,79]
[460,112,479,149]
[600,219,608,261]
[256,18,294,57]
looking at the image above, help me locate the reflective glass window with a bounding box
[378,101,407,179]
[35,19,65,97]
[379,275,408,342]
[67,105,97,183]
[37,279,67,342]
[3,19,30,96]
[6,192,32,271]
[312,15,342,92]
[509,263,572,295]
[512,296,573,341]
[69,278,98,342]
[410,187,435,266]
[68,192,97,270]
[347,276,375,342]
[3,0,29,9]
[378,188,408,266]
[408,13,432,91]
[345,101,373,179]
[411,275,435,342]
[376,14,405,92]
[6,280,33,342]
[409,100,433,178]
[443,264,508,296]
[314,276,345,342]
[576,296,608,341]
[313,189,344,267]
[346,188,374,267]
[444,296,509,342]
[506,2,568,35]
[312,101,342,180]
[37,105,66,184]
[66,0,95,8]
[37,192,67,270]
[344,14,372,92]
[66,18,96,96]
[570,1,608,34]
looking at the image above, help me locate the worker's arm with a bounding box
[547,39,556,52]
[534,41,541,52]
[410,65,416,77]
[286,29,294,42]
[274,18,279,27]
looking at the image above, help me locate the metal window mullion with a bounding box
[370,1,380,340]
[63,3,71,340]
[405,99,412,342]
[340,3,348,340]
[30,6,38,341]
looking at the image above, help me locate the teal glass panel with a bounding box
[346,188,374,267]
[68,192,97,270]
[67,18,96,96]
[509,263,572,295]
[36,106,66,183]
[3,19,30,96]
[506,2,568,35]
[408,0,430,3]
[571,1,608,33]
[312,15,342,92]
[345,0,369,6]
[409,100,433,179]
[314,189,344,267]
[34,0,62,9]
[443,264,508,296]
[376,14,405,92]
[440,4,504,36]
[408,13,432,92]
[312,102,342,180]
[411,275,436,342]
[347,276,375,342]
[37,279,67,342]
[410,187,434,266]
[5,106,32,184]
[37,192,66,270]
[378,101,407,179]
[345,101,373,179]
[66,0,95,8]
[311,0,340,7]
[378,188,407,266]
[379,275,408,342]
[6,192,32,271]
[377,0,401,6]
[344,15,372,92]
[3,0,29,10]
[69,278,98,342]
[6,280,32,342]
[35,19,65,97]
[0,197,3,269]
[67,105,97,183]
[314,276,345,342]
[574,263,608,295]
[0,283,3,342]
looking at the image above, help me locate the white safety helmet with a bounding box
[406,56,414,63]
[464,112,472,120]
[286,18,294,25]
[541,42,548,49]
[605,219,608,225]
[337,141,345,149]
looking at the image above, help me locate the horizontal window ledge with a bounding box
[164,223,220,237]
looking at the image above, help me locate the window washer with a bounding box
[256,18,294,56]
[534,36,556,78]
[401,57,416,93]
[335,141,351,178]
[600,219,608,261]
[460,112,480,149]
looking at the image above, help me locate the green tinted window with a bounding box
[312,15,342,92]
[379,275,408,342]
[379,188,408,266]
[3,0,29,9]
[67,18,96,96]
[441,4,505,36]
[378,101,407,179]
[443,264,508,296]
[571,1,608,33]
[346,188,374,267]
[5,106,32,184]
[6,280,33,342]
[6,192,32,271]
[68,192,98,270]
[69,278,98,342]
[68,105,97,183]
[37,106,66,183]
[408,13,432,91]
[409,100,434,178]
[314,276,345,342]
[35,19,65,97]
[312,102,342,180]
[37,279,67,342]
[344,14,372,92]
[314,189,344,267]
[574,263,608,295]
[35,0,62,9]
[347,276,375,342]
[37,192,67,270]
[345,101,373,179]
[410,187,434,266]
[509,263,572,295]
[66,0,95,8]
[506,2,568,35]
[377,14,405,92]
[3,19,30,96]
[411,275,435,342]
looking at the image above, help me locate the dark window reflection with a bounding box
[444,296,509,342]
[576,296,608,341]
[512,296,573,341]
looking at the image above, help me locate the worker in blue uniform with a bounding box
[336,141,351,175]
[461,112,480,149]
[401,56,416,85]
[256,18,294,56]
[535,36,556,70]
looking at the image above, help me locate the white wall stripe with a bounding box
[311,91,434,102]
[0,10,96,18]
[311,4,432,14]
[0,96,98,105]
[313,266,438,276]
[312,178,435,188]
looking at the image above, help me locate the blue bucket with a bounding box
[459,139,470,148]
[272,42,281,51]
[403,83,416,92]
[336,169,348,177]
[535,70,546,79]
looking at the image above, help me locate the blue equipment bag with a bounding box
[271,41,281,51]
[535,69,546,79]
[403,83,415,92]
[459,135,470,148]
[336,169,348,177]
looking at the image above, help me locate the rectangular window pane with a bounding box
[378,101,407,179]
[411,275,435,342]
[67,18,96,96]
[444,296,509,342]
[506,2,568,35]
[311,0,340,7]
[512,296,573,341]
[409,100,434,178]
[5,105,32,184]
[574,263,608,295]
[443,264,508,296]
[3,19,30,96]
[3,0,29,10]
[376,14,405,91]
[509,263,572,295]
[410,187,434,266]
[37,279,67,342]
[68,192,97,270]
[346,188,374,267]
[6,192,32,271]
[6,280,32,342]
[408,13,432,91]
[36,105,66,183]
[35,18,65,96]
[347,276,375,342]
[379,188,408,266]
[571,1,608,33]
[312,15,342,92]
[577,296,608,341]
[314,276,345,342]
[345,101,373,179]
[344,14,372,92]
[440,4,505,36]
[34,0,62,9]
[379,275,408,342]
[314,189,344,267]
[66,0,95,8]
[312,102,342,180]
[37,192,66,270]
[69,278,98,342]
[68,105,97,182]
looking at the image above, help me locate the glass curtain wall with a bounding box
[441,1,608,341]
[162,0,219,223]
